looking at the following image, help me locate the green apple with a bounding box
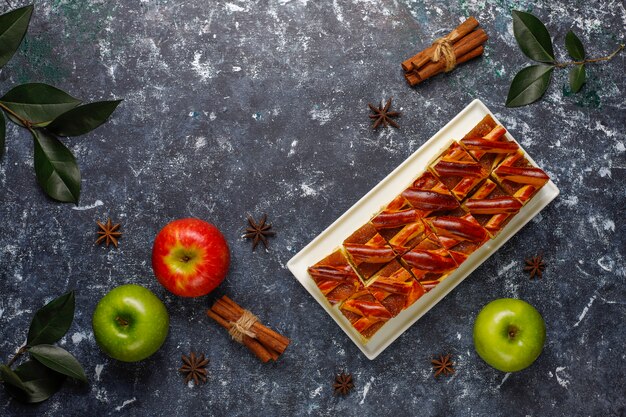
[92,284,169,362]
[473,298,545,372]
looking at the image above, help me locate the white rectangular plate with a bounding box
[287,99,559,360]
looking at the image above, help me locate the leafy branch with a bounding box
[0,5,121,203]
[0,291,87,403]
[506,10,624,107]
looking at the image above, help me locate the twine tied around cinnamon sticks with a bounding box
[208,296,290,363]
[227,309,258,342]
[432,36,457,72]
[402,16,488,86]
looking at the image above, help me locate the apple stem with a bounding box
[116,316,129,327]
[508,326,518,339]
[5,345,27,368]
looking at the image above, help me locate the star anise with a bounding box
[524,255,545,279]
[243,213,275,251]
[96,218,122,247]
[368,97,401,130]
[179,352,209,385]
[431,354,455,377]
[333,372,354,396]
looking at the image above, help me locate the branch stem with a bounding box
[554,44,624,68]
[6,345,27,367]
[0,102,31,128]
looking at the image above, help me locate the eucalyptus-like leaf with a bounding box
[569,64,586,93]
[565,30,585,61]
[506,64,554,107]
[0,111,5,158]
[4,360,66,403]
[512,10,555,63]
[0,5,33,68]
[27,290,75,346]
[0,83,81,126]
[32,129,81,203]
[29,344,87,383]
[0,364,28,391]
[47,100,122,137]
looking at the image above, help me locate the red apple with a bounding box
[152,218,230,297]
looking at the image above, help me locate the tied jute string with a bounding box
[432,35,457,72]
[228,309,259,343]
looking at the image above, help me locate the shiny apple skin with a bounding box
[152,218,230,297]
[473,298,546,372]
[92,284,169,362]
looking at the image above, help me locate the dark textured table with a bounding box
[1,1,624,416]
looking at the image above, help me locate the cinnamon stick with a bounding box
[401,16,479,71]
[405,45,484,86]
[207,309,273,363]
[417,40,485,80]
[211,299,289,355]
[221,296,291,351]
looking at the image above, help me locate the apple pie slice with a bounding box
[366,260,426,316]
[430,142,489,202]
[400,224,459,291]
[459,117,519,173]
[462,179,522,237]
[492,151,550,205]
[371,171,459,255]
[343,223,396,281]
[340,289,393,339]
[307,250,363,305]
[423,209,489,266]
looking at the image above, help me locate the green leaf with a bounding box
[565,30,585,61]
[569,64,586,93]
[32,129,81,203]
[512,10,555,63]
[0,111,5,159]
[29,345,87,383]
[4,360,66,403]
[0,5,33,68]
[47,100,122,137]
[0,364,29,391]
[0,83,81,125]
[506,64,554,107]
[28,290,75,346]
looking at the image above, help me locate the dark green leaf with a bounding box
[0,111,5,158]
[29,345,87,383]
[48,100,122,137]
[569,64,586,93]
[565,30,585,61]
[27,290,75,346]
[512,10,555,63]
[0,83,81,125]
[0,364,29,391]
[4,360,66,403]
[32,129,81,203]
[506,64,554,107]
[0,5,33,68]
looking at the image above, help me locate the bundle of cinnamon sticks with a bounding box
[207,296,290,363]
[402,16,488,86]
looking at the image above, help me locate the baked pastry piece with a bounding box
[307,250,362,305]
[423,208,489,265]
[366,260,426,316]
[492,151,550,205]
[462,179,522,237]
[371,172,459,255]
[340,289,392,338]
[400,224,459,291]
[429,142,489,201]
[343,223,396,281]
[460,118,519,173]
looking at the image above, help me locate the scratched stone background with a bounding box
[0,0,624,416]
